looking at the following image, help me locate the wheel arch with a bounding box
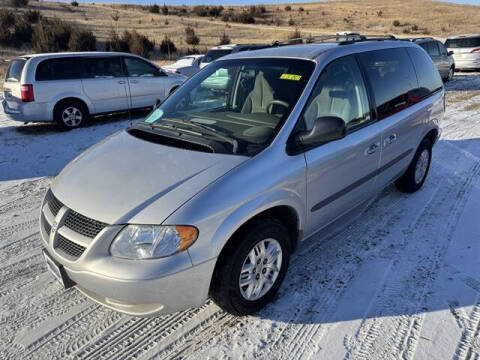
[50,96,93,120]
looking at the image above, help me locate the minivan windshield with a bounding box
[138,58,315,155]
[201,49,233,64]
[445,36,480,48]
[5,58,27,82]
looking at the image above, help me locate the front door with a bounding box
[123,57,168,109]
[302,55,382,236]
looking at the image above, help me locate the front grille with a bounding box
[47,191,63,216]
[64,210,107,239]
[42,213,51,236]
[56,234,86,259]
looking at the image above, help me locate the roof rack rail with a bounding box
[272,34,397,47]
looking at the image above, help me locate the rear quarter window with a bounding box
[407,47,443,98]
[358,48,417,119]
[36,58,84,81]
[445,37,480,48]
[5,59,27,82]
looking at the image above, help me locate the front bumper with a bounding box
[40,200,216,317]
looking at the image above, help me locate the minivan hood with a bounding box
[51,130,248,225]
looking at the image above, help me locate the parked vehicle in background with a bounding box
[163,55,203,77]
[40,36,443,317]
[2,52,186,129]
[445,35,480,70]
[408,37,455,81]
[199,44,271,69]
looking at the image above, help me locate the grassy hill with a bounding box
[0,0,479,74]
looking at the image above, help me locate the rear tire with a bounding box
[54,100,88,130]
[210,219,291,316]
[395,138,432,193]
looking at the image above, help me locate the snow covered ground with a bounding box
[1,74,480,359]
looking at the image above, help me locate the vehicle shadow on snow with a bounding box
[251,137,480,325]
[0,111,147,181]
[445,72,480,92]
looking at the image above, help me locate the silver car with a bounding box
[163,54,203,77]
[40,38,443,316]
[409,37,455,81]
[2,52,186,129]
[446,34,480,70]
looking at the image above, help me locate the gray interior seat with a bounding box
[241,72,274,114]
[303,77,356,130]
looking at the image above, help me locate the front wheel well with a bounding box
[424,129,438,145]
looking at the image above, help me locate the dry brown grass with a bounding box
[446,91,480,105]
[8,1,480,50]
[0,0,479,60]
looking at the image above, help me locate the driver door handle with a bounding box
[365,142,380,155]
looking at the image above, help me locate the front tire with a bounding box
[395,138,432,193]
[210,219,291,316]
[54,100,88,130]
[445,66,454,82]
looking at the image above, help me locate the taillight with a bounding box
[21,84,34,102]
[471,48,480,53]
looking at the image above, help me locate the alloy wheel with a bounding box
[239,238,283,301]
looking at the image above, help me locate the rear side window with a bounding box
[5,59,26,82]
[445,36,480,48]
[358,48,417,120]
[407,47,443,98]
[36,58,84,81]
[83,57,124,78]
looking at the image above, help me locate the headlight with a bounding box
[110,225,198,259]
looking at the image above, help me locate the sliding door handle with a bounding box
[365,142,380,155]
[384,133,397,147]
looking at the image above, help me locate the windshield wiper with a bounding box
[161,118,239,154]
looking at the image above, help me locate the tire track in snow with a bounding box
[454,298,480,360]
[343,146,480,360]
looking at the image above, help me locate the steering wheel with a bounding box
[266,100,289,114]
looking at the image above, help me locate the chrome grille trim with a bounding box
[55,234,86,259]
[41,213,51,236]
[47,191,63,217]
[64,210,107,239]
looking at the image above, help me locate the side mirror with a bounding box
[294,116,346,149]
[447,50,454,56]
[154,99,162,108]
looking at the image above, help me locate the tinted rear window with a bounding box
[445,37,480,48]
[202,49,232,63]
[407,47,443,98]
[36,58,84,81]
[358,48,417,119]
[5,59,27,82]
[83,57,124,78]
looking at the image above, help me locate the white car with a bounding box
[2,52,186,129]
[163,55,203,77]
[445,34,480,70]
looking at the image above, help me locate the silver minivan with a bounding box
[445,34,480,70]
[40,38,443,316]
[2,52,186,129]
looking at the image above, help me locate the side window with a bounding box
[36,58,84,81]
[407,47,443,98]
[358,48,417,120]
[438,42,448,56]
[83,57,124,78]
[302,56,371,132]
[124,57,160,77]
[428,41,440,56]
